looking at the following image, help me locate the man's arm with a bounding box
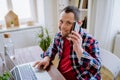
[34,35,59,70]
[42,35,58,61]
[78,40,101,77]
[68,31,101,78]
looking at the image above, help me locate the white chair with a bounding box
[100,48,120,80]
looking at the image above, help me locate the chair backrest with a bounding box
[100,48,120,78]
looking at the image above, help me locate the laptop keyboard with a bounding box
[19,64,37,80]
[11,64,37,80]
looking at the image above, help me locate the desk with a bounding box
[5,46,65,80]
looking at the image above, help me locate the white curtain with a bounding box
[90,0,118,52]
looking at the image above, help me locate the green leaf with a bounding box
[38,27,52,51]
[38,34,43,38]
[0,72,10,80]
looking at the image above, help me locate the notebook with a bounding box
[5,51,52,80]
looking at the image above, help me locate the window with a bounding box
[0,0,8,21]
[12,0,31,19]
[0,0,37,25]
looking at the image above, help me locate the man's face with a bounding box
[58,11,75,38]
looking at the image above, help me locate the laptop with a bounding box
[5,51,52,80]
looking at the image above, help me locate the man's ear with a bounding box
[59,26,61,30]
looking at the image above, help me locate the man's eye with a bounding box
[60,20,63,24]
[66,22,72,25]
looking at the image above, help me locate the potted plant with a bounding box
[0,72,10,80]
[38,27,52,52]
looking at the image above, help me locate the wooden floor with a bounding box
[101,66,120,80]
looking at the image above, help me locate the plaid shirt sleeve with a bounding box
[78,37,101,79]
[42,34,58,61]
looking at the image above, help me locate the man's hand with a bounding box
[67,31,83,59]
[33,56,50,70]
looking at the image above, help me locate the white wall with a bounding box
[37,0,58,37]
[36,0,45,26]
[90,0,119,52]
[112,0,120,32]
[44,0,58,34]
[112,0,120,55]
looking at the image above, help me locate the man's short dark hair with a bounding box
[62,6,80,21]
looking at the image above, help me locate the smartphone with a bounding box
[70,22,80,45]
[71,22,80,33]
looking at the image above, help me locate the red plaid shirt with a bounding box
[43,28,101,80]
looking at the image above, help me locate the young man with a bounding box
[34,6,101,80]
